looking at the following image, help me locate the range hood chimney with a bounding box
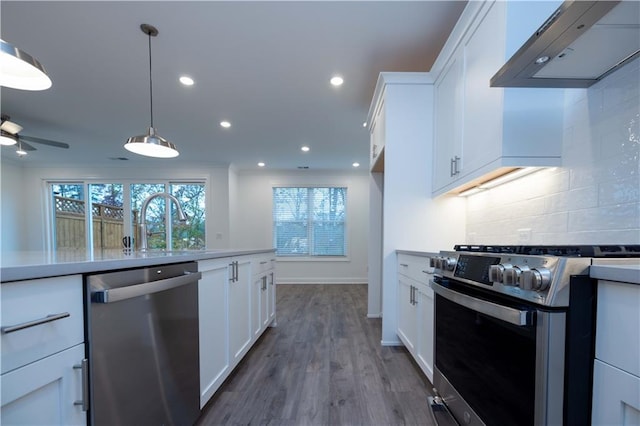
[491,0,640,88]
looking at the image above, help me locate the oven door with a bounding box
[431,277,566,426]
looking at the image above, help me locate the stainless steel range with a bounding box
[428,245,640,426]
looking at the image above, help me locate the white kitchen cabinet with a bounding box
[433,50,463,191]
[228,257,252,367]
[252,273,265,338]
[592,279,640,425]
[397,275,419,354]
[416,284,435,381]
[397,253,435,382]
[1,344,87,426]
[251,256,276,340]
[369,98,386,172]
[1,275,87,425]
[267,268,276,324]
[431,0,564,196]
[198,258,230,408]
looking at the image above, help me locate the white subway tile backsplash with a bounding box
[466,58,640,245]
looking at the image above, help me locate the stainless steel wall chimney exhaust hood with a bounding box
[491,0,640,88]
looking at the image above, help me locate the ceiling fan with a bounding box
[0,114,70,155]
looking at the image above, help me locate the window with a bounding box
[50,181,205,252]
[273,187,346,257]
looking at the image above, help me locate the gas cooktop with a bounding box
[453,244,640,258]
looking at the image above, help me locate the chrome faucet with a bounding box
[139,192,188,251]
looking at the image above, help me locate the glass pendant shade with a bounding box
[0,39,52,91]
[124,127,179,158]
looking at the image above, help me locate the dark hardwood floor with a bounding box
[197,284,435,426]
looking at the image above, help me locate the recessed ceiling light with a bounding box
[352,162,360,168]
[258,162,265,167]
[179,75,194,86]
[362,122,367,128]
[220,121,231,128]
[330,75,344,86]
[301,146,310,152]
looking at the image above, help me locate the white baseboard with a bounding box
[367,313,382,318]
[381,339,403,346]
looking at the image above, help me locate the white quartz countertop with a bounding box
[396,249,438,257]
[590,263,640,285]
[1,248,276,282]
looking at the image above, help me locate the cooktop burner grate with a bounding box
[453,244,640,258]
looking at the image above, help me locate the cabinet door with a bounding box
[416,286,435,383]
[198,260,230,408]
[370,99,386,170]
[461,1,506,177]
[267,271,276,323]
[229,258,252,366]
[433,52,464,191]
[592,360,640,425]
[1,344,87,425]
[397,277,418,355]
[251,274,264,338]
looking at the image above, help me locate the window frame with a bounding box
[272,185,348,261]
[46,178,206,254]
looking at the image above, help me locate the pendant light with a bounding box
[124,24,179,158]
[0,39,52,91]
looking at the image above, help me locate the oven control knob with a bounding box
[429,257,438,268]
[530,267,552,291]
[503,265,529,286]
[488,264,504,282]
[443,257,456,271]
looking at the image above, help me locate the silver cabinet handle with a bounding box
[260,261,268,265]
[432,282,533,326]
[450,157,455,177]
[270,272,274,285]
[399,263,409,267]
[92,271,202,303]
[422,269,434,275]
[453,156,461,175]
[229,262,235,282]
[1,312,70,334]
[73,359,89,411]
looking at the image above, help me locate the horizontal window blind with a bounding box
[273,187,346,257]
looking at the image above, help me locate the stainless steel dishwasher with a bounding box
[85,262,201,426]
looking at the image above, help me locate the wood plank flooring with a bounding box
[197,284,435,426]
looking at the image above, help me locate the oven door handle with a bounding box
[433,282,533,326]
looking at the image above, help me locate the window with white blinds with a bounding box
[273,187,347,257]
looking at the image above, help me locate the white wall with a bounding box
[0,160,27,253]
[234,169,369,284]
[466,58,640,244]
[0,162,233,251]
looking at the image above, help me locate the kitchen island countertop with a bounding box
[1,248,276,282]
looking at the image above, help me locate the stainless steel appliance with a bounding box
[428,245,640,426]
[85,262,202,426]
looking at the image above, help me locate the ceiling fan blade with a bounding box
[19,141,37,151]
[19,135,70,149]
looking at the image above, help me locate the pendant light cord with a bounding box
[148,31,154,128]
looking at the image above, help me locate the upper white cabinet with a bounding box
[432,0,564,196]
[369,98,386,172]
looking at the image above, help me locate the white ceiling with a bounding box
[1,1,466,170]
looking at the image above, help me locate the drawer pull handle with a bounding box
[399,263,409,267]
[73,359,89,411]
[1,312,70,334]
[422,270,434,275]
[260,261,268,265]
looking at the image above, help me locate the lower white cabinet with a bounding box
[396,253,435,382]
[592,279,640,425]
[1,275,87,425]
[227,257,252,367]
[1,343,87,425]
[198,259,231,408]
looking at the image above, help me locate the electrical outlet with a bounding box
[518,228,532,244]
[215,232,223,240]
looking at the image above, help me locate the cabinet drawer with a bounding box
[253,257,274,276]
[596,280,640,376]
[397,254,434,285]
[1,276,84,374]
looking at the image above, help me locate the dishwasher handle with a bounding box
[92,271,202,304]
